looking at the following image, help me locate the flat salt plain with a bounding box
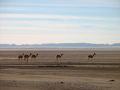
[0,48,120,90]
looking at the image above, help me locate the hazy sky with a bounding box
[0,0,120,44]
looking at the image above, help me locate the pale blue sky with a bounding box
[0,0,120,44]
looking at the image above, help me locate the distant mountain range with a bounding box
[0,43,120,48]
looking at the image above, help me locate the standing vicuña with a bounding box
[88,52,96,60]
[56,54,64,64]
[18,53,24,61]
[24,53,32,62]
[31,53,38,59]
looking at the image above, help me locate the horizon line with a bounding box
[0,42,120,45]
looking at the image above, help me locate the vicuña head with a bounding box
[93,52,96,55]
[60,53,64,56]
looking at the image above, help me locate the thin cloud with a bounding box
[0,0,120,44]
[0,0,120,7]
[0,13,120,21]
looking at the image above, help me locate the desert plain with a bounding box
[0,48,120,90]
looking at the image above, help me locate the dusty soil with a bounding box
[0,48,120,90]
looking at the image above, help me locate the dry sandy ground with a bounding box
[0,66,120,90]
[0,48,120,90]
[0,48,120,64]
